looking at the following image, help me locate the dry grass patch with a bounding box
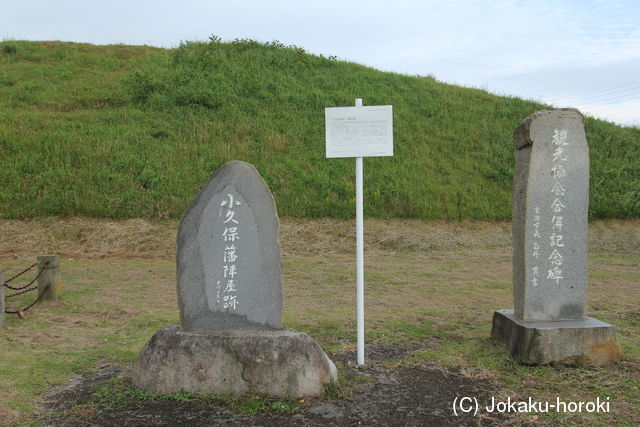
[0,218,638,424]
[1,217,637,260]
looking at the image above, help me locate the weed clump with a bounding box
[2,43,17,55]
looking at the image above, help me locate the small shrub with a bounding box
[324,376,351,400]
[230,396,265,414]
[161,389,192,402]
[2,43,17,55]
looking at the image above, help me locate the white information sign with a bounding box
[325,99,394,366]
[325,105,393,158]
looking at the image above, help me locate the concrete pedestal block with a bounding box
[491,309,621,366]
[132,325,337,397]
[37,254,60,301]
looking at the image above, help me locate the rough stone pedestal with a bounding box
[132,325,337,397]
[491,310,621,366]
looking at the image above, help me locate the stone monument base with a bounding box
[132,325,337,397]
[491,309,621,366]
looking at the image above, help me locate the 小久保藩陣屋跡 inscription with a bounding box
[134,160,337,396]
[177,161,282,331]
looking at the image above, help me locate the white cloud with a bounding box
[571,101,639,127]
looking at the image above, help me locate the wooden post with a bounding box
[0,271,5,328]
[37,255,60,301]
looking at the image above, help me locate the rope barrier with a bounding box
[6,286,38,298]
[3,267,44,291]
[3,262,37,284]
[3,261,53,318]
[5,285,50,317]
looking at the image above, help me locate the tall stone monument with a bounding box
[133,161,337,396]
[491,109,621,366]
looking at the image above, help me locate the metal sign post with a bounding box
[354,98,365,366]
[325,99,393,366]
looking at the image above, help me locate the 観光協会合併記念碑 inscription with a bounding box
[512,109,589,321]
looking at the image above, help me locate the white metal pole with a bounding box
[355,98,365,366]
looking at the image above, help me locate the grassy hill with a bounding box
[0,38,638,220]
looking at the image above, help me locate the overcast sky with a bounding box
[3,0,639,126]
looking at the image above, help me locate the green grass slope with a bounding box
[0,38,638,219]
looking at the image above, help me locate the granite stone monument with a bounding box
[133,161,337,396]
[491,109,621,366]
[176,160,282,331]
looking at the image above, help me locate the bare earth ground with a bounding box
[39,351,507,426]
[0,217,638,426]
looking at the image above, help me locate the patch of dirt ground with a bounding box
[39,346,508,426]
